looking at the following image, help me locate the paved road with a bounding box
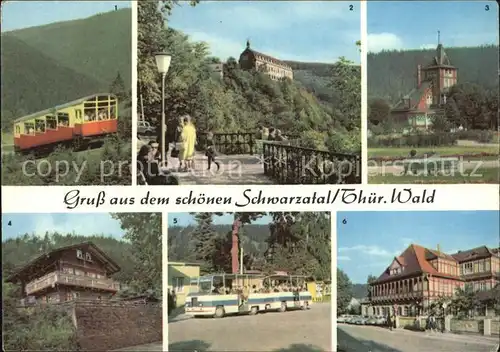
[337,324,498,352]
[169,304,332,351]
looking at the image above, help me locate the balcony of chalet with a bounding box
[25,271,120,295]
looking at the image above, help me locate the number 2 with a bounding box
[349,4,354,11]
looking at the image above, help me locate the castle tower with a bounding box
[421,31,457,106]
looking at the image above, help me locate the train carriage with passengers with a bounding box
[13,93,118,154]
[184,273,312,318]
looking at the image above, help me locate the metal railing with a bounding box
[262,142,361,184]
[197,132,256,155]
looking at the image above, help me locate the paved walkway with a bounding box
[165,144,272,185]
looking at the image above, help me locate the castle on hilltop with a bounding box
[238,40,293,81]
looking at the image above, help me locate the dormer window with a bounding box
[76,249,84,259]
[85,252,92,262]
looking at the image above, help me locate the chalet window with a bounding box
[74,269,84,276]
[76,249,84,259]
[85,252,92,262]
[173,277,184,293]
[63,267,74,274]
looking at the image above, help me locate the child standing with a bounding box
[206,132,220,171]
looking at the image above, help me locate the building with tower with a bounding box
[390,33,457,130]
[238,40,293,81]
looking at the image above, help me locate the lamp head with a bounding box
[154,52,172,74]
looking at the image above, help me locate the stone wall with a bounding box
[450,318,483,335]
[72,300,162,351]
[398,316,417,328]
[491,319,499,336]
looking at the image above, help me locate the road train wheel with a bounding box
[214,306,225,318]
[278,302,287,313]
[250,306,258,315]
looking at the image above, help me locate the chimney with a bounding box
[417,65,422,88]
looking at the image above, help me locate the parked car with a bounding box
[138,120,156,135]
[375,316,387,326]
[366,317,378,325]
[337,315,349,323]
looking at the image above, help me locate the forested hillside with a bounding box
[168,224,271,261]
[169,212,331,280]
[139,1,360,153]
[368,45,498,102]
[1,8,131,126]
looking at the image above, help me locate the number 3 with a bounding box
[349,4,354,11]
[485,5,489,11]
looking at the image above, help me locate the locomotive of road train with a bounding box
[13,93,118,154]
[184,273,313,318]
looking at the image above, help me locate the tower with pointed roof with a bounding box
[420,32,457,106]
[389,33,457,130]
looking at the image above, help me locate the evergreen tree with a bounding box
[189,212,218,272]
[110,72,126,100]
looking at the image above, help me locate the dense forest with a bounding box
[368,45,498,102]
[2,213,162,351]
[1,8,132,128]
[138,1,360,153]
[170,212,332,281]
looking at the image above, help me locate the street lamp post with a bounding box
[154,52,172,165]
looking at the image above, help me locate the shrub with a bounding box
[454,129,496,143]
[369,132,459,148]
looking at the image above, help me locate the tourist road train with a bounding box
[184,273,313,318]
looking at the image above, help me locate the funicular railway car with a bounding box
[185,273,312,318]
[13,93,118,154]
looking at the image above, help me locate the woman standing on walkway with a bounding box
[180,115,197,172]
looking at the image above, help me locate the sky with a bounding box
[367,1,499,53]
[168,1,361,63]
[337,211,500,284]
[1,1,131,32]
[168,213,272,227]
[2,213,125,241]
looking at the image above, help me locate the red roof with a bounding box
[373,244,461,284]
